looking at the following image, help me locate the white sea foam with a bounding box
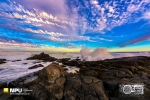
[79,47,150,61]
[0,51,150,82]
[0,60,52,83]
[0,52,52,82]
[65,66,79,74]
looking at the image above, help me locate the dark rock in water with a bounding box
[22,63,28,65]
[12,59,21,62]
[0,68,4,71]
[76,57,80,61]
[26,52,57,61]
[62,60,78,66]
[33,61,41,64]
[57,58,70,63]
[64,74,109,100]
[0,59,6,64]
[28,64,44,69]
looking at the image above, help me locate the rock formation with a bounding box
[0,55,150,100]
[26,52,57,62]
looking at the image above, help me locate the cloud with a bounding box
[109,6,115,13]
[142,11,150,20]
[0,0,90,44]
[0,41,37,49]
[13,0,72,20]
[1,0,149,35]
[23,28,65,37]
[0,0,150,52]
[0,1,77,29]
[99,38,113,42]
[68,0,150,33]
[0,41,81,52]
[120,33,150,47]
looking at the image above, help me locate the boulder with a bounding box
[38,63,64,83]
[29,63,66,100]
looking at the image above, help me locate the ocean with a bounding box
[0,51,150,83]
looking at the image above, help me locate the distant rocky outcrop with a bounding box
[0,56,150,100]
[26,52,57,62]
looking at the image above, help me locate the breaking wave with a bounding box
[80,47,113,61]
[80,47,150,61]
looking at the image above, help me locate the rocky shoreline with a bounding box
[0,52,150,100]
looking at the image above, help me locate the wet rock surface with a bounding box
[0,56,150,100]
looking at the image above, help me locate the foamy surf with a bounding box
[0,50,150,82]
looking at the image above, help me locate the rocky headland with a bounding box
[0,52,150,100]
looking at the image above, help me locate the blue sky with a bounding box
[0,0,150,52]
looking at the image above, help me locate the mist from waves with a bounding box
[79,47,150,61]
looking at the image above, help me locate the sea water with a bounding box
[0,51,150,82]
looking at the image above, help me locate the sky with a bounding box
[0,0,150,52]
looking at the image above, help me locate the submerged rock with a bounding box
[0,59,6,64]
[28,64,44,69]
[12,59,21,62]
